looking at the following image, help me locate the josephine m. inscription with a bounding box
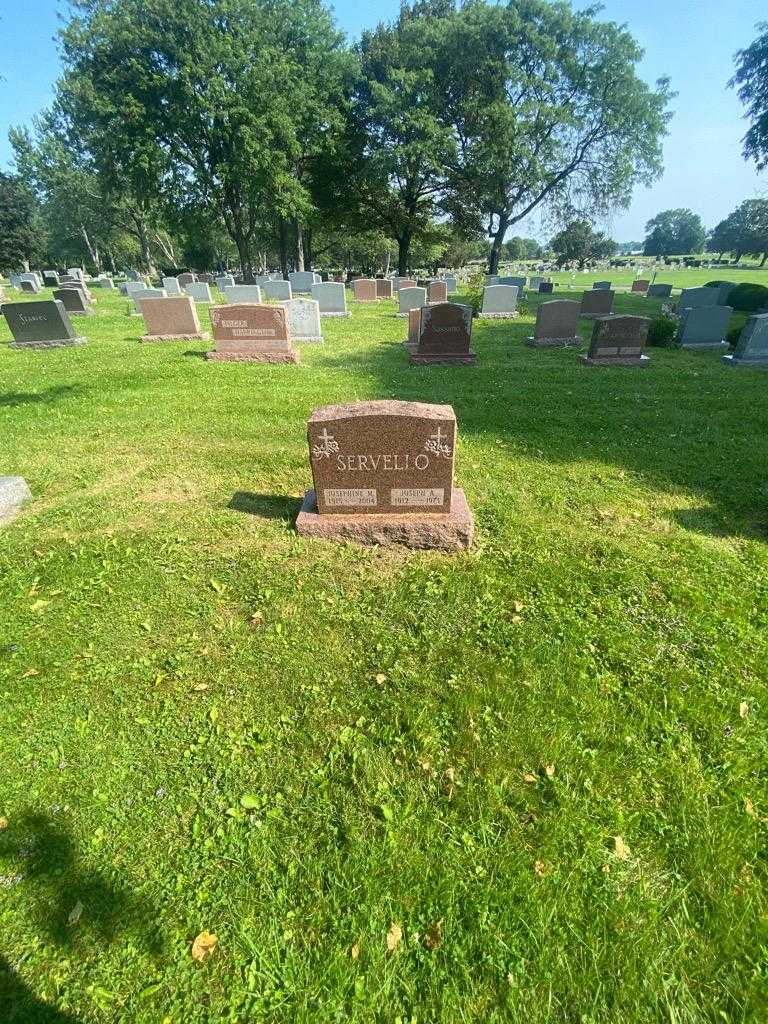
[307,400,456,515]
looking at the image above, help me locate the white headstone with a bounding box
[282,298,323,342]
[184,282,213,303]
[311,281,349,317]
[398,286,427,317]
[224,284,262,304]
[481,285,519,318]
[263,280,292,301]
[288,271,315,293]
[162,276,182,295]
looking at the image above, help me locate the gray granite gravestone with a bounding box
[580,289,614,318]
[42,270,60,287]
[263,279,292,301]
[224,284,262,304]
[723,313,768,368]
[2,299,86,349]
[162,276,182,296]
[580,315,650,366]
[593,281,612,290]
[289,271,316,293]
[183,282,212,303]
[53,287,93,316]
[130,287,167,315]
[677,286,719,312]
[398,286,427,318]
[282,297,323,342]
[20,280,40,294]
[216,274,236,291]
[527,300,581,347]
[311,281,350,317]
[677,305,731,349]
[647,283,672,298]
[499,276,526,293]
[480,284,519,318]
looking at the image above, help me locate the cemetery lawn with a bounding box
[2,280,768,1024]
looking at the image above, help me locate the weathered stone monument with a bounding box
[352,279,378,302]
[263,279,292,301]
[0,476,32,525]
[580,315,650,366]
[289,271,316,294]
[2,299,86,349]
[20,280,40,294]
[410,302,476,365]
[723,313,768,369]
[282,298,323,342]
[443,274,457,294]
[130,287,167,315]
[140,295,209,342]
[398,286,427,318]
[42,270,60,287]
[216,274,235,291]
[538,281,554,294]
[178,272,197,287]
[499,276,526,293]
[527,300,581,347]
[529,275,544,290]
[295,400,474,549]
[311,281,349,317]
[677,287,719,312]
[376,278,393,299]
[428,280,448,303]
[184,282,213,303]
[207,303,298,363]
[580,289,614,319]
[480,284,518,318]
[677,305,732,349]
[53,287,93,315]
[224,284,262,304]
[593,280,612,290]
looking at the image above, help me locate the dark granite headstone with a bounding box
[53,287,93,315]
[2,300,86,349]
[411,302,476,365]
[580,315,650,366]
[723,313,768,368]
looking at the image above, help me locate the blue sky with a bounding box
[0,0,765,242]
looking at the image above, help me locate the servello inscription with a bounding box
[307,400,456,515]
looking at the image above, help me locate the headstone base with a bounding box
[722,354,768,369]
[0,476,32,525]
[318,311,351,318]
[581,313,615,321]
[526,335,581,348]
[479,312,519,319]
[293,335,324,343]
[9,337,86,350]
[681,341,729,350]
[205,349,299,363]
[409,351,477,365]
[296,488,474,551]
[580,354,650,367]
[141,332,210,343]
[68,308,96,316]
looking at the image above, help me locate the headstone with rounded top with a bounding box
[295,400,474,550]
[410,302,476,365]
[311,281,350,317]
[527,300,581,347]
[722,313,768,369]
[162,276,182,296]
[580,315,650,366]
[2,299,86,349]
[207,303,298,363]
[140,295,209,342]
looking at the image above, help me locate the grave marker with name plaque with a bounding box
[2,299,86,349]
[207,303,298,363]
[410,303,476,365]
[295,400,474,549]
[580,315,650,367]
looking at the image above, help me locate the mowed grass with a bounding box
[1,277,767,1023]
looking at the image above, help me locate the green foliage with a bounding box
[727,282,768,312]
[708,199,768,263]
[646,314,678,347]
[464,269,486,313]
[730,22,768,171]
[550,220,617,268]
[504,236,542,261]
[644,208,706,256]
[0,172,45,271]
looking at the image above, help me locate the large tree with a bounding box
[435,0,671,273]
[731,22,768,171]
[550,219,616,268]
[57,0,350,281]
[643,208,705,257]
[708,199,768,264]
[0,172,45,271]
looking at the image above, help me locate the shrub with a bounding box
[465,270,485,314]
[726,324,743,349]
[646,314,678,347]
[727,283,768,312]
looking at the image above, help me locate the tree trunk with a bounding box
[295,219,305,271]
[278,220,289,278]
[488,211,510,275]
[760,252,767,267]
[305,227,313,269]
[397,231,412,276]
[81,225,101,273]
[232,228,254,283]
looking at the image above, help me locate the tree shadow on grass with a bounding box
[316,288,768,542]
[228,491,302,522]
[0,956,78,1023]
[0,812,163,956]
[0,386,83,408]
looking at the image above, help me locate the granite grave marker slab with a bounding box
[593,281,612,290]
[224,284,262,304]
[207,303,298,363]
[527,300,581,347]
[353,278,378,302]
[311,282,350,317]
[411,302,476,365]
[538,281,554,293]
[282,297,323,342]
[580,289,614,319]
[53,287,93,315]
[130,287,167,315]
[647,283,672,299]
[631,279,650,293]
[677,287,719,312]
[677,304,731,349]
[723,313,768,368]
[480,284,518,318]
[2,299,86,349]
[428,280,448,303]
[376,278,393,299]
[140,295,208,341]
[184,282,212,303]
[263,280,292,301]
[0,476,33,525]
[289,271,316,293]
[580,315,650,366]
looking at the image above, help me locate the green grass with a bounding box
[1,280,767,1023]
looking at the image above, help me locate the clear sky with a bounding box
[0,0,765,242]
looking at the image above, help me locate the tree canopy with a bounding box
[731,22,768,171]
[708,199,768,265]
[643,208,706,257]
[549,220,617,268]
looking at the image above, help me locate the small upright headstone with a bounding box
[53,287,93,316]
[178,272,197,287]
[529,275,544,290]
[263,280,292,301]
[289,271,316,294]
[647,283,672,299]
[20,279,40,294]
[281,298,323,342]
[2,299,86,349]
[527,300,580,347]
[216,274,235,291]
[42,270,60,287]
[140,295,208,342]
[404,306,422,351]
[538,281,554,294]
[93,277,116,289]
[715,282,736,304]
[207,303,298,363]
[411,302,476,365]
[353,279,378,302]
[428,280,448,303]
[376,279,393,299]
[499,276,526,294]
[580,315,650,367]
[593,280,612,290]
[398,286,427,318]
[677,305,732,349]
[0,476,33,525]
[722,313,768,369]
[162,277,182,296]
[480,285,518,318]
[130,287,167,315]
[631,279,650,293]
[398,278,416,291]
[443,274,457,294]
[295,400,474,550]
[224,284,262,304]
[677,287,719,312]
[485,275,500,286]
[184,282,212,303]
[198,273,216,284]
[580,289,614,319]
[126,269,142,281]
[311,282,350,317]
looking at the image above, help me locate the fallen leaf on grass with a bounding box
[386,923,402,952]
[522,772,537,784]
[425,920,443,950]
[544,764,555,779]
[350,941,360,960]
[375,673,387,685]
[191,930,218,962]
[30,600,50,613]
[21,669,39,678]
[534,860,547,876]
[739,701,749,719]
[67,901,84,926]
[191,683,209,692]
[613,836,630,860]
[209,579,224,594]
